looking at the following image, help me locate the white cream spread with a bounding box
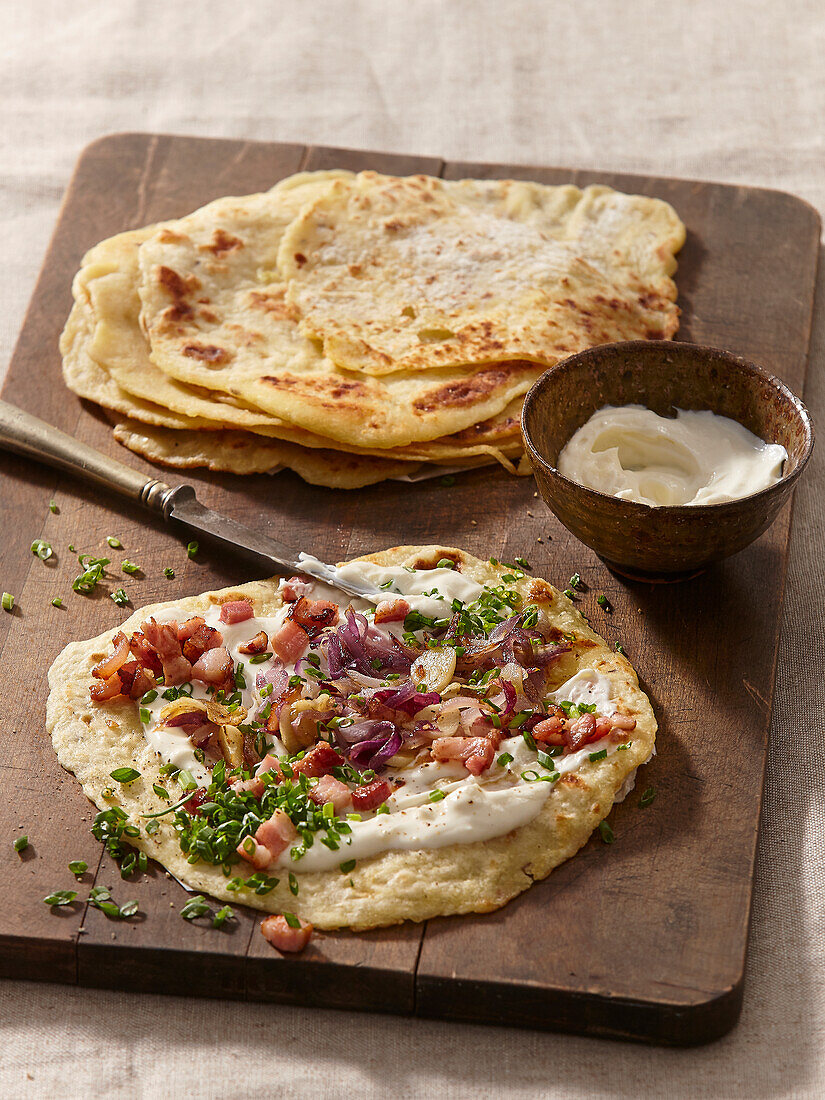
[558,404,787,506]
[136,561,640,874]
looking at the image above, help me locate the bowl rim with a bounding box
[521,340,815,515]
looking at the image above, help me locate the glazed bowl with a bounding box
[521,341,813,580]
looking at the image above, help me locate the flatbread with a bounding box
[47,546,656,930]
[111,417,423,488]
[135,177,545,447]
[278,172,685,375]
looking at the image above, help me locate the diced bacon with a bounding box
[291,742,344,778]
[351,778,391,811]
[191,645,233,691]
[255,810,297,860]
[533,715,566,745]
[467,713,500,740]
[181,623,223,664]
[90,672,125,701]
[184,788,207,815]
[609,714,637,739]
[288,597,339,639]
[565,712,599,753]
[231,776,265,798]
[92,632,131,680]
[220,599,254,624]
[260,914,313,953]
[239,630,269,655]
[281,576,313,602]
[256,753,284,780]
[141,618,192,686]
[117,661,156,700]
[236,837,273,869]
[270,618,311,663]
[129,632,162,676]
[309,774,352,813]
[177,616,206,642]
[431,735,496,774]
[373,598,411,624]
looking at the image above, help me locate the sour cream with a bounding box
[558,404,787,507]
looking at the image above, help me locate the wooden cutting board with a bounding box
[0,135,819,1045]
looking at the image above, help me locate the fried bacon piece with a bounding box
[431,735,497,775]
[92,632,131,681]
[191,646,233,693]
[351,778,391,811]
[142,618,192,686]
[308,774,352,813]
[288,597,339,639]
[239,630,268,656]
[260,914,313,953]
[219,599,254,624]
[373,598,410,624]
[291,742,344,778]
[281,576,313,602]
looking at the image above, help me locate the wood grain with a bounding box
[0,135,818,1042]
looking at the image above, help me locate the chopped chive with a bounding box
[569,572,582,589]
[497,752,513,767]
[564,589,575,599]
[180,895,210,921]
[177,769,197,792]
[428,789,446,802]
[51,597,63,608]
[111,588,130,607]
[187,541,199,559]
[522,730,537,752]
[288,872,299,896]
[163,566,175,578]
[43,890,77,907]
[13,835,28,853]
[49,500,58,513]
[106,536,122,549]
[152,783,170,801]
[599,820,615,844]
[615,642,627,656]
[436,558,455,570]
[596,594,610,611]
[141,689,158,704]
[119,900,139,919]
[121,560,140,575]
[616,742,631,751]
[110,767,140,783]
[248,652,273,664]
[639,786,656,807]
[283,911,301,929]
[68,860,88,876]
[589,749,608,761]
[213,905,234,928]
[31,538,53,561]
[339,859,356,874]
[2,592,14,612]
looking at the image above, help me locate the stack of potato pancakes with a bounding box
[61,170,684,488]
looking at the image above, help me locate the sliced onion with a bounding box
[349,730,403,771]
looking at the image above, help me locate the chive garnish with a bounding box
[213,905,234,928]
[49,500,58,513]
[428,789,445,802]
[597,594,610,611]
[13,835,28,853]
[106,536,122,549]
[339,859,356,873]
[288,872,299,896]
[639,786,656,807]
[121,560,140,575]
[164,567,175,578]
[497,752,513,767]
[180,895,210,921]
[599,820,615,844]
[2,592,14,612]
[283,911,301,929]
[187,541,199,559]
[589,749,607,761]
[43,890,77,907]
[31,539,53,561]
[51,597,63,608]
[111,589,129,607]
[68,860,88,876]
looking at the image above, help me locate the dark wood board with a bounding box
[0,134,819,1044]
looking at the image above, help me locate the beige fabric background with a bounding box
[1,1,823,1096]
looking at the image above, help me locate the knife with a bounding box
[0,399,382,602]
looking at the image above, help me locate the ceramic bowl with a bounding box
[521,341,814,580]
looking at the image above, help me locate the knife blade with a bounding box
[0,399,382,602]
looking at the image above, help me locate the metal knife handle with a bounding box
[0,398,179,514]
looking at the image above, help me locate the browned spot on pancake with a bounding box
[259,374,367,406]
[348,264,363,276]
[411,551,462,571]
[247,290,299,321]
[559,773,587,790]
[157,265,201,323]
[413,366,522,412]
[199,228,243,256]
[199,308,219,323]
[157,228,186,244]
[294,252,307,267]
[527,578,555,602]
[182,343,232,365]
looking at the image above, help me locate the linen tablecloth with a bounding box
[1,2,823,1095]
